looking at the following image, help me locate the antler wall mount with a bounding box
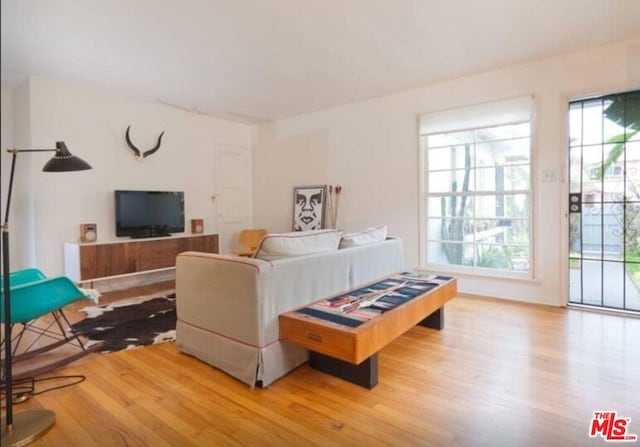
[125,125,165,160]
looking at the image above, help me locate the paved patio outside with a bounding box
[569,259,640,311]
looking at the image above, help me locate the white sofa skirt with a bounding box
[177,319,309,387]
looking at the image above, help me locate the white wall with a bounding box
[253,38,640,306]
[5,77,251,283]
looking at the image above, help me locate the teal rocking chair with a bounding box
[1,268,99,380]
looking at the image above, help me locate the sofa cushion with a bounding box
[339,225,388,249]
[255,229,342,261]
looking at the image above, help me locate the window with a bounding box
[420,97,532,276]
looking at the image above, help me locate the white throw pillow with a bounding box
[254,229,342,261]
[339,225,388,249]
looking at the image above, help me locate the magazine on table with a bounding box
[295,271,452,326]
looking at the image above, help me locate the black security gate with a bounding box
[568,90,640,312]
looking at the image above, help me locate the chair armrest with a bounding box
[1,276,89,324]
[0,268,47,290]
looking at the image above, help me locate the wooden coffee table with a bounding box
[279,272,457,388]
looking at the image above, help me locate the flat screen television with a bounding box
[115,190,185,238]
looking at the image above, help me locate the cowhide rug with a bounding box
[70,291,176,353]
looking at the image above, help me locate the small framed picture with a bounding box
[292,185,327,231]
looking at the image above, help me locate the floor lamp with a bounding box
[2,142,91,446]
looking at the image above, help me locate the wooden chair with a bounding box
[232,229,267,257]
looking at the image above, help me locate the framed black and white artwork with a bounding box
[292,185,327,231]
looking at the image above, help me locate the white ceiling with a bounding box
[2,0,639,123]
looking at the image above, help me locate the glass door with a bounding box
[568,90,640,312]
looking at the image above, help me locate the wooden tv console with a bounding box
[64,234,218,283]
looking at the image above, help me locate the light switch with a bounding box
[542,168,557,183]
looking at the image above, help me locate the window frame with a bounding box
[419,118,535,280]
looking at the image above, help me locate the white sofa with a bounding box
[175,236,403,387]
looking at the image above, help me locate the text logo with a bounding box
[590,411,638,442]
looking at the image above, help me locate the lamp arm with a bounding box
[3,152,18,228]
[7,149,57,153]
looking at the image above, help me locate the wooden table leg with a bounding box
[418,306,444,330]
[309,352,378,389]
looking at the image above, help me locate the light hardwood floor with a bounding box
[7,282,640,446]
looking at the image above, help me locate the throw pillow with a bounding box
[254,229,342,261]
[339,225,388,249]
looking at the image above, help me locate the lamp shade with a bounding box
[41,141,92,172]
